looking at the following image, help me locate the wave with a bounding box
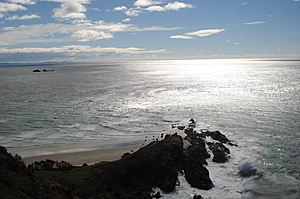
[239,160,259,177]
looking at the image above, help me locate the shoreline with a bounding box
[23,144,143,166]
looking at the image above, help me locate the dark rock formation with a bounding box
[207,142,230,163]
[188,118,196,128]
[228,142,238,147]
[182,123,213,190]
[193,195,204,199]
[1,122,236,199]
[202,130,229,143]
[184,144,214,190]
[177,125,185,130]
[42,69,55,72]
[33,69,41,72]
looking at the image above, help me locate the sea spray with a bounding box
[238,160,258,177]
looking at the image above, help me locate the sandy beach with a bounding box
[23,145,142,166]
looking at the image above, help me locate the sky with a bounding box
[0,0,300,62]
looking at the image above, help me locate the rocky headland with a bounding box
[0,119,237,199]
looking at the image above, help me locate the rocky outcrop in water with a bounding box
[207,142,230,163]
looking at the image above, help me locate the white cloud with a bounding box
[122,18,131,22]
[0,45,166,55]
[243,21,267,25]
[125,8,142,16]
[0,2,27,13]
[169,35,193,39]
[240,2,247,6]
[72,30,113,42]
[45,0,91,20]
[146,5,165,12]
[115,1,194,16]
[146,2,194,12]
[170,28,225,39]
[8,0,36,5]
[186,29,225,37]
[134,0,161,7]
[0,22,180,46]
[114,6,127,11]
[164,1,193,11]
[6,14,40,20]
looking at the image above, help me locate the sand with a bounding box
[23,145,142,166]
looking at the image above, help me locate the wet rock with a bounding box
[42,69,55,72]
[121,152,131,159]
[202,130,229,143]
[177,125,185,130]
[184,143,213,190]
[152,191,162,198]
[188,118,196,128]
[207,142,230,163]
[228,142,238,147]
[33,69,41,72]
[193,195,204,199]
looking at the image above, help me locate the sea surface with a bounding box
[0,59,299,198]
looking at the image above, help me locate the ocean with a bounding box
[0,59,299,198]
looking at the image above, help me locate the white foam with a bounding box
[238,160,258,177]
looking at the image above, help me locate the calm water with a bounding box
[0,59,299,198]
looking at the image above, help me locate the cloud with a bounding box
[164,1,194,11]
[0,2,27,14]
[134,0,161,7]
[146,5,165,12]
[186,29,225,37]
[243,21,267,25]
[0,22,180,45]
[72,30,113,42]
[8,0,36,5]
[45,0,91,20]
[125,8,142,16]
[240,2,247,6]
[6,14,40,20]
[0,45,166,56]
[115,1,194,16]
[169,35,193,39]
[114,6,128,11]
[122,18,131,22]
[170,28,225,39]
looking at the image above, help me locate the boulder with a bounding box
[207,142,230,163]
[184,144,213,190]
[33,69,41,72]
[193,195,204,199]
[202,130,229,143]
[177,125,185,130]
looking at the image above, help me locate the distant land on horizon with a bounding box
[1,58,300,68]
